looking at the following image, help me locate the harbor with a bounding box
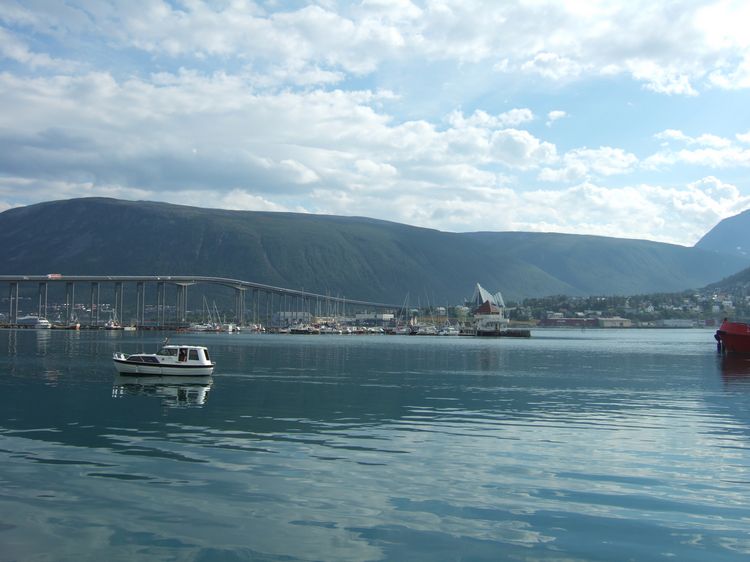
[1,275,530,338]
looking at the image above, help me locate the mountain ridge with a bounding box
[0,197,747,303]
[695,208,750,258]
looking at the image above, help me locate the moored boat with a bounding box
[715,319,750,353]
[113,344,215,375]
[438,323,460,336]
[16,315,52,329]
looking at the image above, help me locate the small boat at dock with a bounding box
[113,344,215,376]
[16,315,52,329]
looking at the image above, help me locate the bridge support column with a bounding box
[136,282,145,328]
[65,282,75,323]
[38,282,48,320]
[252,288,258,327]
[156,282,166,327]
[89,282,100,327]
[234,287,246,326]
[8,282,19,324]
[113,282,123,325]
[175,283,188,325]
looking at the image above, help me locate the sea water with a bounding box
[1,328,749,561]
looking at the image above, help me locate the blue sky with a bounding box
[2,0,750,246]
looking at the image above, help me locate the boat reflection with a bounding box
[112,375,213,407]
[720,355,750,387]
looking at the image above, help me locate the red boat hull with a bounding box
[716,321,750,353]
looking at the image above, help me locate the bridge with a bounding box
[0,274,403,328]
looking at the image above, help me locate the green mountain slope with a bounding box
[466,231,742,295]
[695,208,750,258]
[0,198,747,303]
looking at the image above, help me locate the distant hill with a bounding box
[695,209,750,258]
[705,265,750,293]
[0,198,747,303]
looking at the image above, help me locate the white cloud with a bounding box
[675,147,750,168]
[546,110,567,127]
[358,0,423,22]
[0,175,152,203]
[708,56,750,90]
[3,1,750,249]
[655,129,692,144]
[6,1,750,94]
[646,148,743,170]
[626,60,698,96]
[646,130,750,170]
[539,147,638,182]
[0,68,561,219]
[355,159,398,178]
[0,27,74,71]
[489,129,557,169]
[521,52,583,81]
[209,189,296,213]
[310,177,750,246]
[496,108,535,127]
[279,160,320,185]
[446,108,534,129]
[655,129,732,148]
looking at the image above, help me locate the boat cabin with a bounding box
[157,345,211,363]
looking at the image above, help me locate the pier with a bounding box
[0,274,401,330]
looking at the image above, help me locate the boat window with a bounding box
[158,347,177,356]
[189,349,199,361]
[203,349,210,361]
[178,348,187,362]
[142,356,159,364]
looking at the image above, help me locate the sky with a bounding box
[1,1,750,246]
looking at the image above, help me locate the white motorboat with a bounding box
[187,322,219,332]
[438,323,460,336]
[16,315,52,329]
[113,344,215,376]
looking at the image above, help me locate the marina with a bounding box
[0,274,406,331]
[1,276,529,339]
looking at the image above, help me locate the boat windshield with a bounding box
[158,347,178,356]
[127,355,160,364]
[203,349,210,362]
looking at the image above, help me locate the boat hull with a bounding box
[716,321,750,353]
[113,359,214,376]
[476,329,531,338]
[16,316,52,329]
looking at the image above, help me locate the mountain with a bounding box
[0,197,747,303]
[695,209,750,258]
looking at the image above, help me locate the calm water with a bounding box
[1,328,749,561]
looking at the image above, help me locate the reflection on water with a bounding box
[1,329,750,561]
[720,354,750,387]
[112,375,213,407]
